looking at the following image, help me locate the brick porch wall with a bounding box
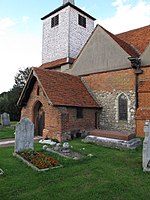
[21,81,98,141]
[58,107,97,132]
[21,82,62,139]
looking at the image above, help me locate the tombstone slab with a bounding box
[143,120,150,172]
[15,118,34,153]
[1,112,10,126]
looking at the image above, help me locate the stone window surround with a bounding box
[115,93,131,123]
[118,93,128,121]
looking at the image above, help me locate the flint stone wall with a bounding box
[94,90,136,133]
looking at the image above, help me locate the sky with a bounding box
[0,0,150,93]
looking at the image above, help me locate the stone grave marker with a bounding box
[143,120,150,172]
[14,118,34,153]
[1,112,10,126]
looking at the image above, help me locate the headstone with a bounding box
[143,120,150,172]
[1,112,10,126]
[14,118,34,153]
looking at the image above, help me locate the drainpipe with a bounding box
[128,57,143,109]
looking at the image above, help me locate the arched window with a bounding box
[118,94,128,121]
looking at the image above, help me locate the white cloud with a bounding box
[22,16,30,23]
[0,18,16,37]
[112,0,128,7]
[0,18,41,93]
[97,0,150,34]
[0,18,16,30]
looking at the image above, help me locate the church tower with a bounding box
[41,0,96,67]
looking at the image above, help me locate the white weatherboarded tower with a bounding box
[41,0,95,65]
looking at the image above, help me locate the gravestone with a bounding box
[143,120,150,172]
[14,118,34,153]
[1,112,10,126]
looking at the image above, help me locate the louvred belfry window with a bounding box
[78,14,86,28]
[119,94,128,121]
[51,15,59,28]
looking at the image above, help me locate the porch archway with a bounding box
[33,101,45,136]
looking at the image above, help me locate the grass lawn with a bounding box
[0,127,15,139]
[0,122,18,140]
[0,140,150,200]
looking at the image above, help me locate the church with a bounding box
[18,0,150,141]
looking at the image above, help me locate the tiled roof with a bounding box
[117,25,150,54]
[40,58,75,69]
[33,68,99,108]
[99,25,140,57]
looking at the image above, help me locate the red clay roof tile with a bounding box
[40,58,75,69]
[33,68,99,108]
[117,25,150,54]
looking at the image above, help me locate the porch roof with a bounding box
[18,68,99,108]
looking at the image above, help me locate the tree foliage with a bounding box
[13,67,31,89]
[0,67,31,121]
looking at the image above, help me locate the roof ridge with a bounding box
[116,24,150,36]
[34,66,81,79]
[116,24,150,54]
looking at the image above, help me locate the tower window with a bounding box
[51,15,59,28]
[76,107,83,119]
[118,94,128,121]
[78,14,86,28]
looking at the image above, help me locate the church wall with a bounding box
[136,66,150,137]
[21,82,62,139]
[71,26,131,76]
[83,68,136,134]
[141,44,150,66]
[57,107,97,141]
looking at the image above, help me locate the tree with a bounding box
[13,67,31,89]
[0,67,32,121]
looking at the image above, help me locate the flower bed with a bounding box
[13,150,62,172]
